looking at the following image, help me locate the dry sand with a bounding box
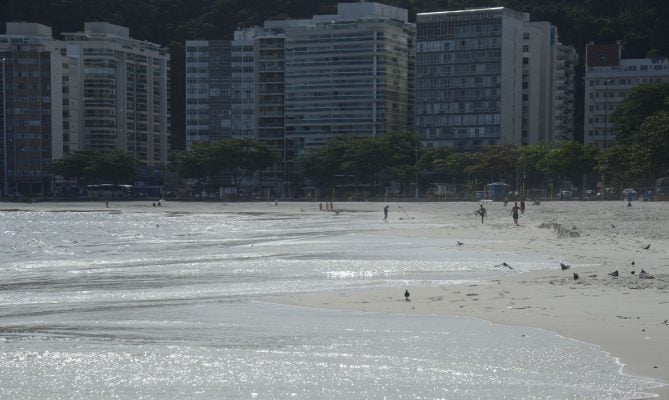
[267,200,669,398]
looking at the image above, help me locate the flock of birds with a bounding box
[456,241,656,281]
[562,243,655,281]
[404,241,656,301]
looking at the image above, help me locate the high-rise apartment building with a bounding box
[1,22,170,196]
[552,44,578,142]
[584,43,669,150]
[0,23,67,195]
[415,7,575,150]
[62,23,171,166]
[185,40,232,148]
[185,30,258,149]
[185,2,415,190]
[280,2,415,152]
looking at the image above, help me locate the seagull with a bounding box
[560,262,570,271]
[639,270,655,279]
[642,244,651,250]
[457,241,464,246]
[573,272,579,280]
[404,289,410,301]
[631,270,636,275]
[631,260,635,266]
[611,224,616,228]
[608,270,619,277]
[495,262,514,270]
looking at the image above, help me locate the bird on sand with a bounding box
[608,270,619,277]
[573,272,580,280]
[639,270,655,279]
[495,262,514,270]
[457,241,463,246]
[560,262,570,271]
[642,244,651,250]
[404,289,410,301]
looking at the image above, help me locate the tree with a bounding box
[85,150,139,185]
[378,131,422,194]
[176,143,209,180]
[612,83,669,143]
[517,142,551,188]
[224,138,278,190]
[340,136,387,186]
[178,138,277,193]
[51,150,99,190]
[537,141,599,190]
[419,145,453,182]
[477,144,519,183]
[638,110,669,179]
[595,143,644,188]
[434,152,482,185]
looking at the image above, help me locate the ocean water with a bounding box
[0,203,661,399]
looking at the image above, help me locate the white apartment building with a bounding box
[584,43,669,149]
[62,23,171,166]
[415,7,576,150]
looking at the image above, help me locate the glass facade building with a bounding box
[184,2,416,193]
[416,8,576,150]
[282,16,414,152]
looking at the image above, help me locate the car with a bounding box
[560,190,572,200]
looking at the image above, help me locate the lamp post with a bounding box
[2,56,7,197]
[414,146,419,199]
[601,79,613,199]
[603,79,613,151]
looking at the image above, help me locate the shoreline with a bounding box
[262,201,669,398]
[5,200,669,397]
[269,266,668,398]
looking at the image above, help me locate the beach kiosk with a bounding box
[487,182,509,202]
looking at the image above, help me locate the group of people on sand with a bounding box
[477,198,526,226]
[318,201,334,211]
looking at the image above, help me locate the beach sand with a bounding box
[266,200,669,398]
[4,199,668,397]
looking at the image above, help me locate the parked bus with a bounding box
[86,184,133,199]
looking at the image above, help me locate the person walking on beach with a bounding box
[476,204,487,223]
[511,202,520,226]
[383,205,389,221]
